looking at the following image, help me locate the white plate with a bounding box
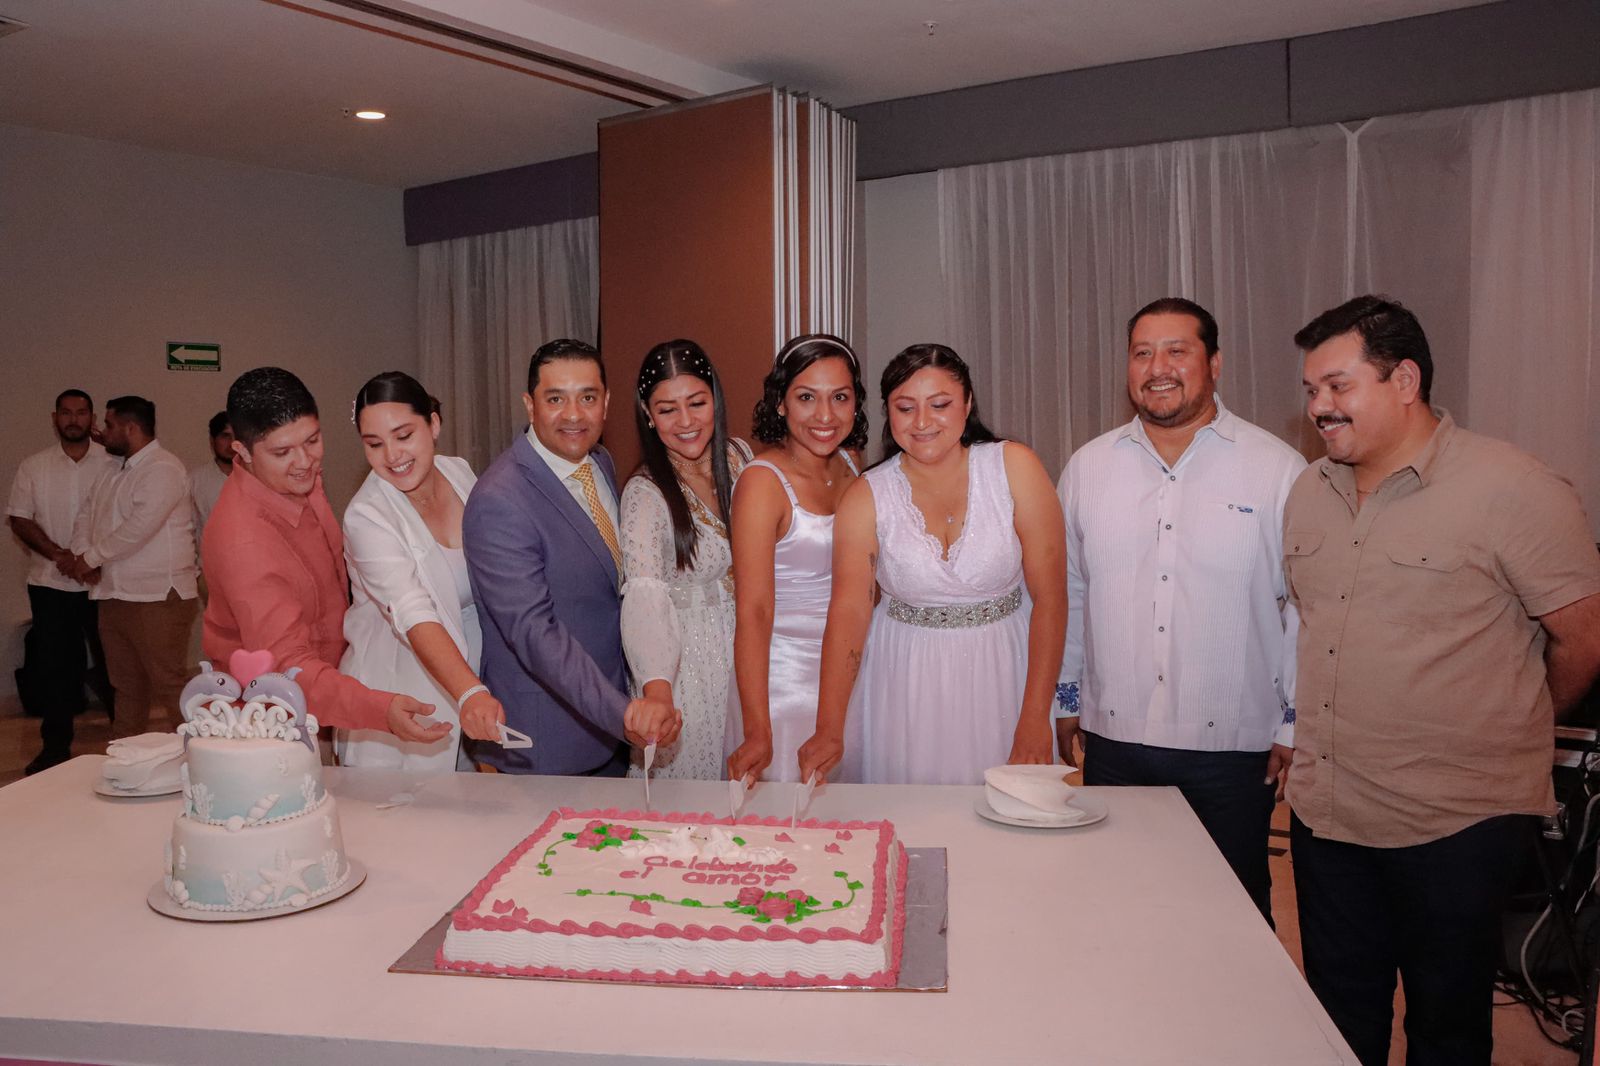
[146,858,367,922]
[93,778,182,798]
[974,792,1107,829]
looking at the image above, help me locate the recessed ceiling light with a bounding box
[353,110,386,121]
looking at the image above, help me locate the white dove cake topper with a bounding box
[177,650,317,753]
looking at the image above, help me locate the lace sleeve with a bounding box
[619,476,682,689]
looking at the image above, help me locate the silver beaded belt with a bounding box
[886,587,1022,629]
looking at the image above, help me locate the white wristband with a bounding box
[455,684,489,711]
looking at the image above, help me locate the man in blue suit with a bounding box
[464,339,679,775]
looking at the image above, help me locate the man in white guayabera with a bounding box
[1054,297,1304,924]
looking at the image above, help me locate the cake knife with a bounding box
[791,771,817,827]
[496,723,532,749]
[729,774,750,818]
[643,740,657,810]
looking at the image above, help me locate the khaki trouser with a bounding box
[99,590,198,739]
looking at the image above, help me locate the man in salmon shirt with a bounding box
[201,366,448,743]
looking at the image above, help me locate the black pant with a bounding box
[25,585,112,756]
[1084,731,1276,922]
[1290,812,1533,1066]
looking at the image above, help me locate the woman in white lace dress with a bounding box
[799,344,1067,786]
[727,334,869,785]
[620,341,752,779]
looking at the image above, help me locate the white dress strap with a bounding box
[842,450,860,476]
[743,458,799,506]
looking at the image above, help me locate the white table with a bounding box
[0,757,1356,1065]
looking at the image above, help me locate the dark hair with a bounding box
[751,334,868,449]
[1127,297,1219,356]
[354,371,441,427]
[55,389,92,410]
[878,344,1000,460]
[528,338,605,394]
[634,340,734,571]
[1294,294,1433,403]
[105,396,156,437]
[227,367,318,448]
[207,411,230,438]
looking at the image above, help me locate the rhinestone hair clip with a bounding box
[636,347,716,402]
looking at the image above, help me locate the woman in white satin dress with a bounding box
[799,344,1067,786]
[619,340,752,780]
[726,334,868,784]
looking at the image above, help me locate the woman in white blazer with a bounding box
[338,372,504,772]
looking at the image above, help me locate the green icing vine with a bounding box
[569,870,862,925]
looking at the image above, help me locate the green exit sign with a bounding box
[167,342,220,372]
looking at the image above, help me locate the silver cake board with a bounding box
[389,846,947,992]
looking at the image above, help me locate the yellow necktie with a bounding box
[570,463,623,572]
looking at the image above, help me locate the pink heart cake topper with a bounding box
[228,648,276,689]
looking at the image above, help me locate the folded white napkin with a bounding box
[102,733,184,790]
[983,764,1077,819]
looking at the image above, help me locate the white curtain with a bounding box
[775,93,858,349]
[417,217,599,473]
[940,89,1600,533]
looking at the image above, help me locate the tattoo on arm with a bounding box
[846,648,861,680]
[866,552,878,603]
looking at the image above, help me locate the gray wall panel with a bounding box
[403,152,597,246]
[1291,0,1600,126]
[846,43,1288,180]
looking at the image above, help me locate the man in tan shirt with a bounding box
[1284,295,1600,1066]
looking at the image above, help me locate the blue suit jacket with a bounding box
[462,434,628,774]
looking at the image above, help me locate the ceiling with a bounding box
[0,0,1494,189]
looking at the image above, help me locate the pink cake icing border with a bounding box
[435,808,909,988]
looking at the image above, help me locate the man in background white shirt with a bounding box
[188,410,233,547]
[65,396,198,740]
[7,389,119,774]
[1054,297,1305,922]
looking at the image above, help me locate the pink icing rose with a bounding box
[610,824,633,841]
[757,895,795,920]
[491,898,515,914]
[584,819,604,831]
[824,842,842,854]
[785,889,807,902]
[737,886,765,906]
[774,832,794,843]
[835,830,853,840]
[574,829,604,849]
[629,899,653,915]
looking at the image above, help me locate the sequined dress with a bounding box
[724,454,864,783]
[619,442,751,780]
[856,442,1030,785]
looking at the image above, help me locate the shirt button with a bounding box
[1207,721,1214,727]
[1164,524,1172,530]
[1109,710,1116,717]
[1320,754,1328,761]
[1339,594,1346,601]
[1158,626,1165,633]
[1161,575,1169,582]
[1322,701,1329,708]
[1168,475,1176,482]
[1352,539,1360,547]
[1328,648,1335,655]
[1157,674,1164,682]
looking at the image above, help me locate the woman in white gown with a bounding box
[799,344,1066,786]
[727,334,868,784]
[619,341,752,779]
[339,372,506,772]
